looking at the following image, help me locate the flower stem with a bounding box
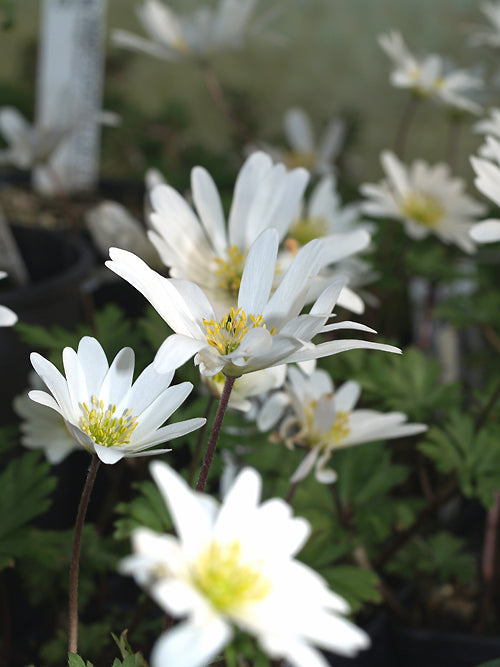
[68,455,100,654]
[394,94,420,159]
[476,490,500,632]
[196,376,236,492]
[199,62,252,144]
[188,395,215,486]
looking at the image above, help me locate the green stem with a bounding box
[196,376,236,492]
[68,455,100,654]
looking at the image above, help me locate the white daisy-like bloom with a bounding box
[360,150,486,253]
[28,336,206,465]
[280,175,373,314]
[266,107,346,175]
[113,0,259,62]
[202,365,286,413]
[470,1,500,48]
[13,374,77,465]
[85,201,161,268]
[0,272,17,326]
[470,136,500,243]
[378,31,483,114]
[257,367,427,484]
[119,461,370,667]
[146,151,309,316]
[0,106,65,170]
[107,228,401,379]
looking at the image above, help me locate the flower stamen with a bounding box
[80,396,138,448]
[192,539,271,613]
[401,191,445,228]
[203,308,275,356]
[214,246,246,298]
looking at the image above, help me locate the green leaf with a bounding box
[111,630,148,666]
[320,565,382,612]
[385,531,476,584]
[68,654,94,667]
[0,451,57,569]
[419,413,500,508]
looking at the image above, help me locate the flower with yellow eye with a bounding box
[119,461,370,667]
[107,228,401,379]
[28,336,206,464]
[361,151,486,253]
[258,367,427,484]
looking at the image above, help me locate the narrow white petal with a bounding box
[191,166,228,255]
[334,381,361,412]
[76,337,109,398]
[151,618,232,667]
[154,334,207,374]
[238,228,278,314]
[30,353,72,418]
[94,442,125,464]
[284,107,314,152]
[99,347,135,408]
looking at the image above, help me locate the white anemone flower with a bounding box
[120,461,370,667]
[280,174,373,314]
[470,1,500,48]
[274,107,346,175]
[13,374,77,465]
[258,367,427,484]
[106,228,401,379]
[470,136,500,243]
[360,150,486,253]
[378,31,483,114]
[0,272,17,326]
[146,151,309,317]
[28,336,206,465]
[113,0,260,62]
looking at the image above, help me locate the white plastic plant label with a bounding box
[33,0,107,194]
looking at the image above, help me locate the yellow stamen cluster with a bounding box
[326,410,351,446]
[214,246,246,297]
[192,540,271,613]
[204,307,274,356]
[80,396,138,448]
[288,215,329,247]
[401,192,445,228]
[284,150,317,170]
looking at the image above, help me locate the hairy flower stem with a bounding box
[477,491,500,632]
[199,62,253,144]
[196,376,236,492]
[68,456,100,654]
[394,94,419,159]
[188,395,215,486]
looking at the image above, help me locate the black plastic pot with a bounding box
[388,622,500,667]
[0,225,94,423]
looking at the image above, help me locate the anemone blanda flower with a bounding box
[280,174,373,314]
[470,136,500,243]
[360,150,486,253]
[146,151,309,316]
[107,228,401,379]
[0,272,17,327]
[378,31,483,114]
[261,106,346,175]
[257,367,427,484]
[120,461,370,667]
[28,336,206,464]
[113,0,261,62]
[470,1,500,48]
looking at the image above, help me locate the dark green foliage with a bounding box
[0,450,57,570]
[114,480,173,540]
[385,531,476,584]
[419,413,500,509]
[320,565,382,612]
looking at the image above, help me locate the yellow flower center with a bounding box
[192,540,271,613]
[80,396,138,448]
[304,401,351,449]
[288,215,329,247]
[401,192,444,228]
[284,150,317,170]
[214,246,246,298]
[203,307,274,356]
